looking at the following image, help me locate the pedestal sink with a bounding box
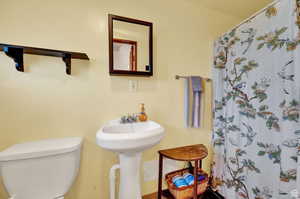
[96,120,164,199]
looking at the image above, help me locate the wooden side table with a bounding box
[157,144,208,199]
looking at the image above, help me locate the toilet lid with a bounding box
[0,137,83,161]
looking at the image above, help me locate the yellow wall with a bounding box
[0,0,240,198]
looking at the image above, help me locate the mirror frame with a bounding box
[108,14,153,76]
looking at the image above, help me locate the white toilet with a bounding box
[0,137,83,199]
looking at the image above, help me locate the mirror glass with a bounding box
[109,15,153,76]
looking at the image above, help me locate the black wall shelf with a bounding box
[0,43,89,75]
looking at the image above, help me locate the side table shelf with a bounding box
[157,144,208,199]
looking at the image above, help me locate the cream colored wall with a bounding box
[0,0,241,198]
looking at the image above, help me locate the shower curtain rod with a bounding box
[222,0,281,35]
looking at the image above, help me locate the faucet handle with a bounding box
[120,114,138,124]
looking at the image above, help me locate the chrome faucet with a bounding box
[120,114,138,124]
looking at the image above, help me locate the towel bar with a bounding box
[175,75,211,82]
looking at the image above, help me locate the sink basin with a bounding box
[96,120,164,153]
[96,120,164,199]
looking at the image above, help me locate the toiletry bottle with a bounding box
[139,103,148,122]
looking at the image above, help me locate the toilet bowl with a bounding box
[0,137,83,199]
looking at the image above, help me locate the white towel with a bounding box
[184,78,191,128]
[193,92,201,128]
[184,76,203,128]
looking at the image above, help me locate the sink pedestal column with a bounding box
[119,152,142,199]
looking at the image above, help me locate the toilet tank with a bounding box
[0,137,83,199]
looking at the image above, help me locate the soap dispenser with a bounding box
[139,103,148,122]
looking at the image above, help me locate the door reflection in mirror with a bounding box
[113,39,137,71]
[113,20,149,72]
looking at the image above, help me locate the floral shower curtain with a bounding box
[211,0,300,199]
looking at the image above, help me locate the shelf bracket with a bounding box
[3,46,24,72]
[62,53,72,75]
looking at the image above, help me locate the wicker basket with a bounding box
[165,168,208,199]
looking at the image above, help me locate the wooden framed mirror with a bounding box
[108,14,153,76]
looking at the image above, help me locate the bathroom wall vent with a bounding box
[0,43,89,75]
